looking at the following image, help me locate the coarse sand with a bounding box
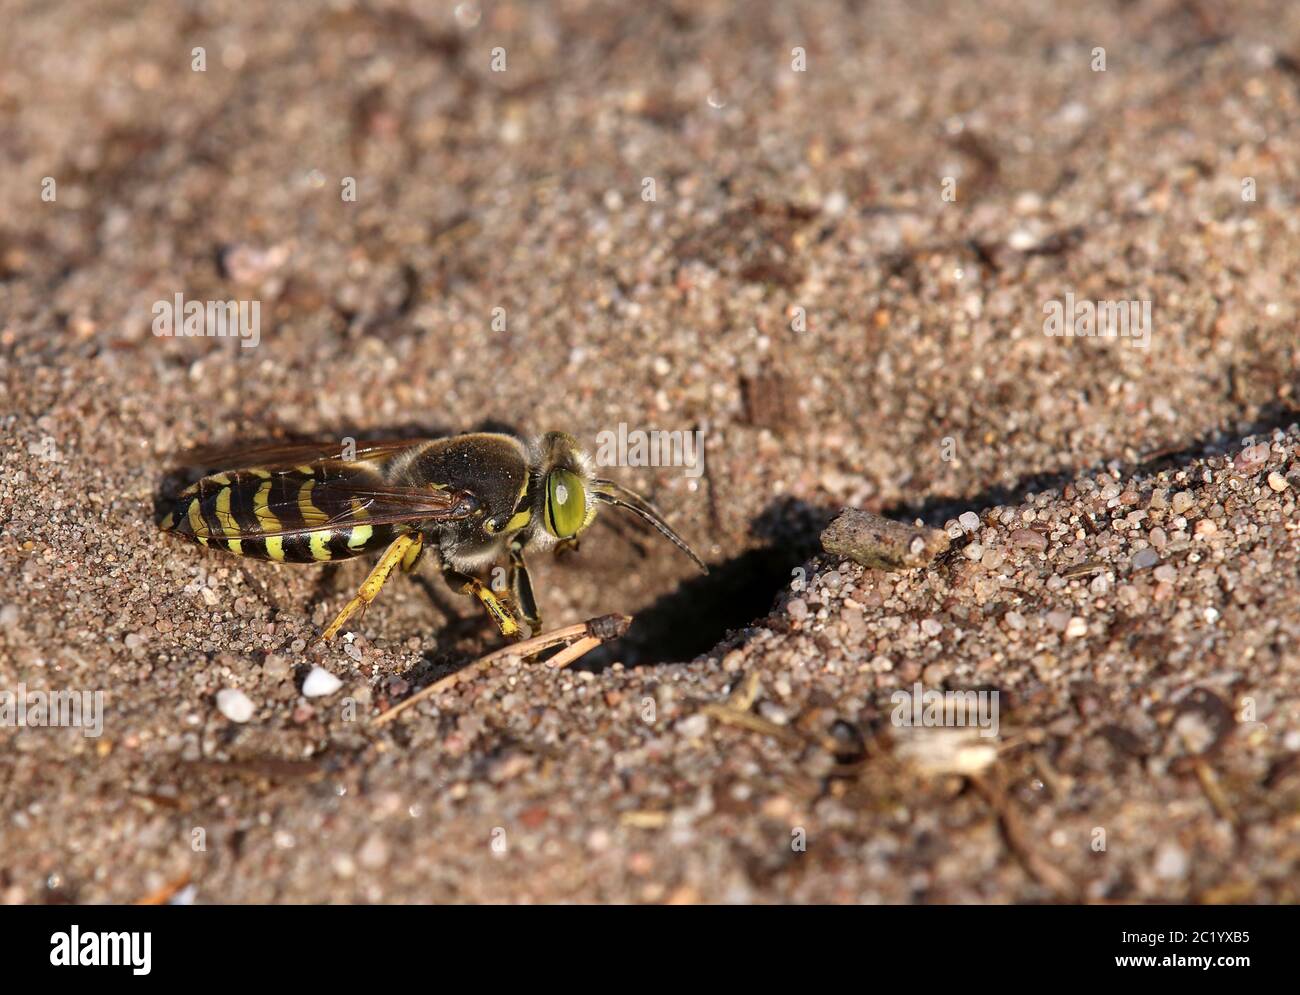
[1,0,1299,903]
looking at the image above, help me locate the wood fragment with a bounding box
[135,872,191,906]
[726,671,762,710]
[700,703,801,744]
[373,614,630,726]
[820,508,949,571]
[544,635,601,669]
[1193,758,1238,825]
[972,772,1077,900]
[1062,560,1104,579]
[620,810,669,828]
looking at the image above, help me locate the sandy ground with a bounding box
[2,0,1299,903]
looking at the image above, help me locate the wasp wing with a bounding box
[173,465,479,542]
[176,438,426,474]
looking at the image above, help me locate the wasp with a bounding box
[159,431,707,641]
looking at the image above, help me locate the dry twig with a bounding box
[373,614,630,727]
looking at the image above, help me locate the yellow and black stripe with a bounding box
[160,467,398,563]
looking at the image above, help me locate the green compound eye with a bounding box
[545,469,587,538]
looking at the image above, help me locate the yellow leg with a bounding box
[400,536,426,573]
[319,534,421,642]
[444,569,521,638]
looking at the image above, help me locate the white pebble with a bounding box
[676,714,709,739]
[358,833,390,870]
[823,190,848,216]
[1267,471,1288,492]
[303,666,343,698]
[216,688,255,723]
[958,511,981,534]
[1008,229,1039,251]
[1065,616,1088,639]
[1154,843,1188,881]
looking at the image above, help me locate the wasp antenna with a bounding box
[593,479,709,574]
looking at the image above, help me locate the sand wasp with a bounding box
[159,431,707,640]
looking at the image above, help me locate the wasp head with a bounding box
[531,431,708,572]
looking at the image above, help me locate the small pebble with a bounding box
[262,654,291,681]
[1008,228,1039,251]
[1234,443,1270,472]
[1132,548,1159,570]
[1010,528,1047,551]
[757,701,789,725]
[1065,616,1087,639]
[358,833,390,870]
[303,666,343,698]
[1154,843,1189,881]
[1267,471,1288,492]
[216,688,255,723]
[958,511,981,534]
[676,714,710,739]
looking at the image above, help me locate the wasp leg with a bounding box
[553,537,581,561]
[319,533,421,642]
[400,536,427,573]
[509,541,542,635]
[443,568,521,639]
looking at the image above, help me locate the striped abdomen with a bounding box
[160,467,401,563]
